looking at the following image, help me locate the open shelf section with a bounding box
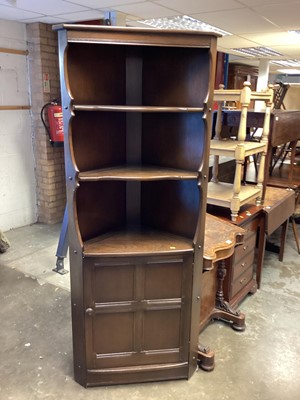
[78,166,198,181]
[207,181,261,207]
[76,180,200,244]
[73,105,204,113]
[71,111,206,173]
[66,42,211,107]
[83,228,194,256]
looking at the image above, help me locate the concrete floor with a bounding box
[0,222,300,400]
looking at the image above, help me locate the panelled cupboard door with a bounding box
[83,254,193,376]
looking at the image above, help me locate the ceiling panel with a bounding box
[21,11,105,24]
[218,35,260,50]
[271,44,300,58]
[0,4,42,20]
[153,0,243,14]
[65,0,143,8]
[51,9,105,23]
[241,32,300,47]
[111,2,178,19]
[237,0,295,6]
[20,15,66,24]
[193,8,281,34]
[251,3,300,30]
[3,0,87,15]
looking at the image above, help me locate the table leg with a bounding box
[212,259,246,331]
[256,217,266,289]
[279,219,288,261]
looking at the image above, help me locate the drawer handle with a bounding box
[243,245,248,251]
[241,262,246,268]
[240,277,246,285]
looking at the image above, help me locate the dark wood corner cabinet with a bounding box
[55,24,218,387]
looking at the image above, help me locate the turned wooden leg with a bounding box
[212,259,246,331]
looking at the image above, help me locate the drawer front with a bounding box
[242,217,259,234]
[234,231,256,265]
[232,248,255,281]
[231,266,254,298]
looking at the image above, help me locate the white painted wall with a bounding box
[0,19,37,231]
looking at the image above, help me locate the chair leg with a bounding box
[291,218,300,254]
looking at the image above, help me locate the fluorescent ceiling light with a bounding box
[271,59,300,67]
[138,15,231,36]
[232,47,283,57]
[288,30,300,36]
[277,69,300,75]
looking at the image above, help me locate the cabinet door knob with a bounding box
[85,308,94,316]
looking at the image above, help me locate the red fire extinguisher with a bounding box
[41,98,64,146]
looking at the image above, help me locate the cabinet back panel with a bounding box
[141,181,199,238]
[67,43,126,104]
[72,112,126,171]
[77,181,126,241]
[142,113,205,170]
[142,47,210,107]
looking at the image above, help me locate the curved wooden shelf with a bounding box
[73,105,204,113]
[83,228,193,256]
[78,165,198,181]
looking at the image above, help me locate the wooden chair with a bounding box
[207,81,274,221]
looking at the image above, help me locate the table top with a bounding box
[215,109,300,147]
[203,213,245,270]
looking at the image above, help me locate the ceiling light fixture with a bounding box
[138,15,231,36]
[232,47,283,57]
[288,30,300,36]
[277,69,300,75]
[271,59,300,67]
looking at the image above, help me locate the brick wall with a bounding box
[27,23,66,224]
